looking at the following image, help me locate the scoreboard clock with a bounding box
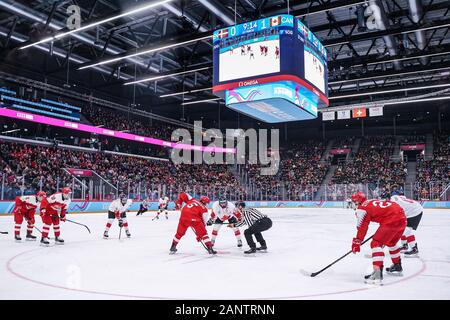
[213,15,329,123]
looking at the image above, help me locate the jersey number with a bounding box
[372,200,393,208]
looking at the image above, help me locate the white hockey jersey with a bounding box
[390,195,422,218]
[211,201,237,221]
[46,193,71,211]
[18,195,41,210]
[109,199,133,213]
[159,197,169,206]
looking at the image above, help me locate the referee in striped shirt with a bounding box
[231,202,273,254]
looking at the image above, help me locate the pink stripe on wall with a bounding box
[0,107,236,154]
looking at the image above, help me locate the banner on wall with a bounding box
[400,144,425,151]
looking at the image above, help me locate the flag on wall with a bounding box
[369,106,384,117]
[322,111,335,121]
[352,108,367,118]
[337,110,351,119]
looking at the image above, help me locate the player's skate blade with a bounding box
[364,268,383,285]
[40,237,50,246]
[403,245,419,258]
[26,234,37,241]
[256,245,267,252]
[385,263,403,276]
[244,248,257,255]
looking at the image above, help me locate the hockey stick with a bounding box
[300,235,374,277]
[190,227,210,253]
[65,219,91,234]
[0,230,8,234]
[119,226,123,241]
[34,226,54,240]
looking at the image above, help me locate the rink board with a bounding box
[0,200,449,215]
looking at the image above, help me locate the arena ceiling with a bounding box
[0,0,449,124]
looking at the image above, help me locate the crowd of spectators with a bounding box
[1,132,448,202]
[330,136,407,194]
[400,135,426,145]
[414,133,449,200]
[82,105,181,142]
[0,141,245,201]
[241,140,330,200]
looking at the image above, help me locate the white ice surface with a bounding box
[1,208,449,300]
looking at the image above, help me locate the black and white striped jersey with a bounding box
[235,207,267,227]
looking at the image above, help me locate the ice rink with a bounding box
[1,207,449,300]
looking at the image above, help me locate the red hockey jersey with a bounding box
[177,193,209,223]
[355,199,406,241]
[40,193,70,216]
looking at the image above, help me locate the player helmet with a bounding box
[351,192,366,204]
[200,196,210,204]
[235,201,246,209]
[61,187,71,194]
[37,191,46,199]
[219,198,227,208]
[119,193,127,201]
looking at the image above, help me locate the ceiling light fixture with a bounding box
[20,0,174,50]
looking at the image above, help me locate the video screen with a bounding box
[304,45,326,94]
[218,29,280,82]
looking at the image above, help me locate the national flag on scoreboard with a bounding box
[270,16,281,27]
[369,106,384,117]
[352,108,367,118]
[217,28,228,39]
[337,110,351,119]
[299,22,309,36]
[322,111,335,121]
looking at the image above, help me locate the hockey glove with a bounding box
[206,219,213,226]
[60,215,66,222]
[118,219,124,228]
[352,238,361,253]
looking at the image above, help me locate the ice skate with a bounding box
[386,263,403,276]
[256,244,267,252]
[103,231,109,239]
[244,247,257,254]
[237,239,242,247]
[400,243,409,252]
[169,244,177,254]
[14,235,22,242]
[126,230,131,238]
[207,247,217,255]
[40,237,50,246]
[403,244,419,258]
[55,237,65,245]
[26,233,37,241]
[364,267,383,285]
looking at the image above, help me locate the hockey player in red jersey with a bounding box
[170,193,216,255]
[350,192,407,284]
[39,187,71,246]
[13,191,46,242]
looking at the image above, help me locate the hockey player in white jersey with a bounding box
[155,195,170,220]
[387,190,423,257]
[206,198,242,247]
[104,193,133,239]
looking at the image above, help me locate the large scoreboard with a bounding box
[213,15,329,123]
